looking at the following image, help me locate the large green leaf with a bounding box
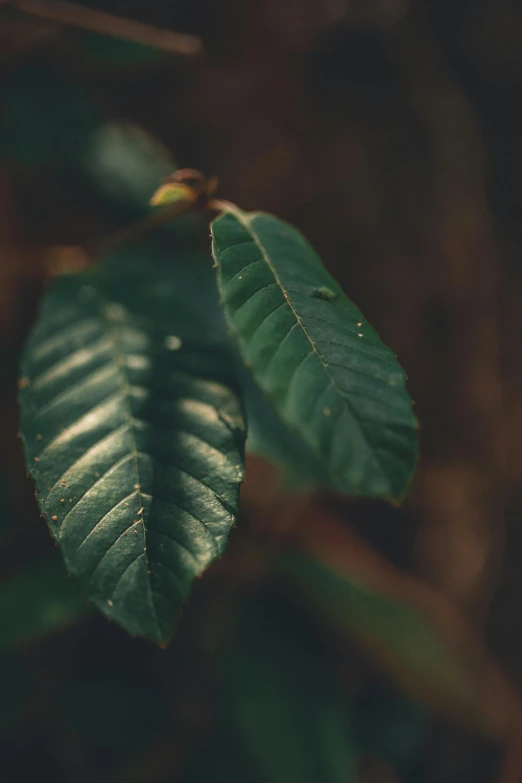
[211,208,418,500]
[19,250,246,644]
[219,593,357,783]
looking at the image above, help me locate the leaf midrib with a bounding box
[224,209,392,491]
[97,296,163,638]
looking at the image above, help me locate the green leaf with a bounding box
[150,182,197,208]
[241,366,329,490]
[0,554,88,651]
[84,121,176,213]
[211,208,418,501]
[19,250,246,645]
[220,593,357,783]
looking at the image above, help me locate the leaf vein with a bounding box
[66,490,139,551]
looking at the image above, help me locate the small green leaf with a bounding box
[211,208,418,501]
[220,593,357,783]
[19,250,246,644]
[149,182,197,208]
[84,121,176,212]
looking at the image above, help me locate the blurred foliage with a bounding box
[280,552,496,735]
[0,653,31,734]
[78,32,168,66]
[57,677,169,751]
[1,64,100,170]
[185,730,263,783]
[355,686,428,780]
[0,554,88,651]
[0,475,15,543]
[215,591,357,783]
[84,121,175,213]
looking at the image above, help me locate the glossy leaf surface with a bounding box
[19,251,246,644]
[212,208,417,500]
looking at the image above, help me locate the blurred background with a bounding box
[1,0,522,781]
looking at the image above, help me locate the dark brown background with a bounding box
[1,1,522,781]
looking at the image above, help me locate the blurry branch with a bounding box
[92,198,194,257]
[241,455,522,783]
[288,504,522,783]
[41,201,198,279]
[2,0,203,57]
[90,171,216,258]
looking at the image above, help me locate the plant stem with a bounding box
[208,198,244,217]
[4,0,203,57]
[95,178,232,257]
[93,199,194,256]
